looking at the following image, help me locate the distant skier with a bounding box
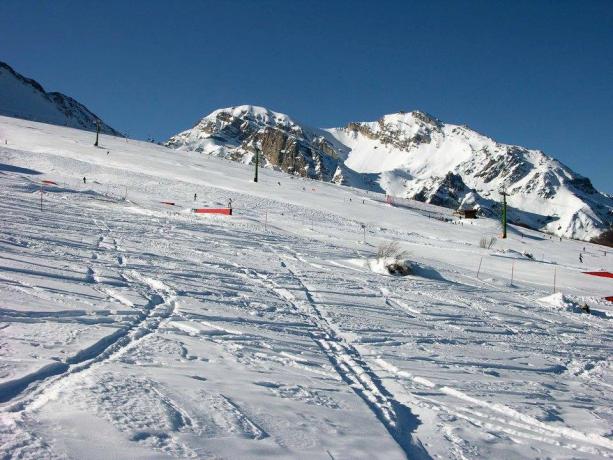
[579,253,583,263]
[228,198,233,209]
[194,193,197,201]
[83,177,86,184]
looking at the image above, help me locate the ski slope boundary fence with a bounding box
[193,208,232,215]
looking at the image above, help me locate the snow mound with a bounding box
[497,249,536,260]
[538,293,586,313]
[368,257,412,276]
[368,258,445,280]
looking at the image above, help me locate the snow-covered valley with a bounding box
[1,115,612,459]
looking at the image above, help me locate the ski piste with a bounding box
[1,115,612,459]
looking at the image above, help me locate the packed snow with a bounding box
[1,115,612,459]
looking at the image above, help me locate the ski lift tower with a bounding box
[94,119,100,147]
[252,141,260,183]
[500,189,509,239]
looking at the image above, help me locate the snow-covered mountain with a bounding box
[166,105,360,185]
[166,106,613,242]
[0,61,120,135]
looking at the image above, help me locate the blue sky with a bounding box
[1,0,611,192]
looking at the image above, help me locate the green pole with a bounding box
[501,191,508,239]
[94,119,100,147]
[254,148,259,182]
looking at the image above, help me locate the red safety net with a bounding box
[193,208,232,215]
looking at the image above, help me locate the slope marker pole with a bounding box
[477,256,483,278]
[553,268,557,293]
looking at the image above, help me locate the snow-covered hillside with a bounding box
[166,106,612,242]
[0,62,120,136]
[1,115,612,459]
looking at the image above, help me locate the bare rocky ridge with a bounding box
[0,61,120,136]
[166,105,613,242]
[166,106,345,183]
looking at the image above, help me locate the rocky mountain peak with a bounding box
[341,110,442,151]
[380,110,442,128]
[166,106,342,182]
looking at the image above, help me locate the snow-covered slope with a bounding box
[1,115,613,459]
[0,61,120,135]
[167,107,612,242]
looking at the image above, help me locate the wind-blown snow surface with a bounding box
[1,115,612,459]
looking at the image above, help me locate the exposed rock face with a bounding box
[0,61,120,135]
[166,106,340,181]
[345,111,441,150]
[166,105,613,242]
[412,173,471,209]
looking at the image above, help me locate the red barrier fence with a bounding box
[160,201,176,206]
[583,271,613,279]
[193,208,232,215]
[42,180,58,185]
[583,272,613,302]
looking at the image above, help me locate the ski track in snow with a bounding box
[1,118,612,459]
[255,244,428,458]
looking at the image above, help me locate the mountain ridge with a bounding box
[166,105,613,243]
[0,61,120,136]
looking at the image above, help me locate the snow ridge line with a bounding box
[2,270,177,412]
[252,246,429,459]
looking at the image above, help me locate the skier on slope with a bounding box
[83,177,86,184]
[194,193,197,201]
[579,253,583,263]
